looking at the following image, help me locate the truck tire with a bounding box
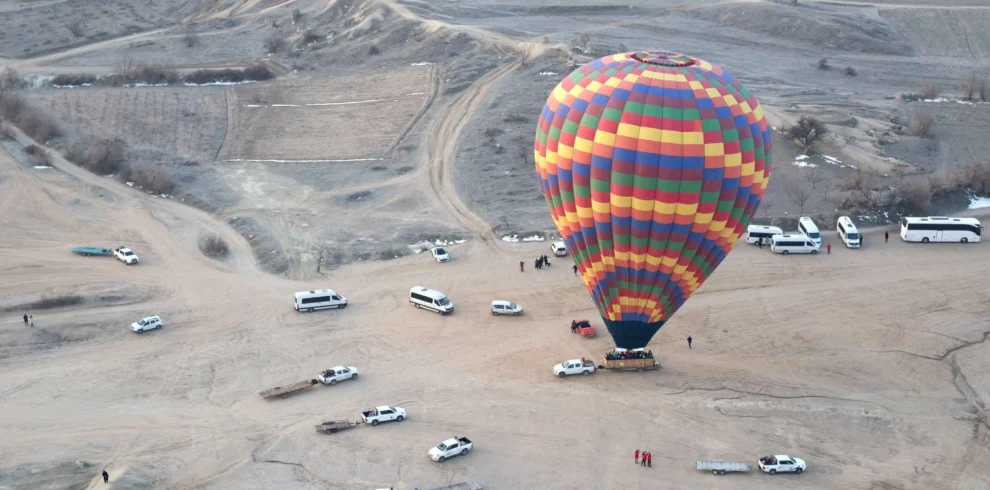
[582,370,591,376]
[558,372,566,378]
[396,415,404,422]
[712,470,719,475]
[769,469,776,475]
[329,379,337,386]
[719,470,726,475]
[461,448,469,456]
[351,373,358,380]
[371,420,379,426]
[438,456,446,462]
[795,467,803,474]
[328,428,337,434]
[637,368,644,373]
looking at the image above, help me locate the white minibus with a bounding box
[797,217,821,246]
[745,225,784,245]
[836,216,861,248]
[409,286,454,314]
[295,289,348,312]
[900,217,982,243]
[770,234,820,255]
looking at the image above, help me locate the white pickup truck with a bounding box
[361,406,406,426]
[114,247,139,265]
[759,455,806,474]
[553,358,596,377]
[318,366,358,386]
[429,436,473,462]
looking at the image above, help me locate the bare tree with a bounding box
[898,180,933,215]
[786,116,828,150]
[182,29,198,48]
[909,113,935,138]
[960,72,978,101]
[820,178,834,202]
[839,169,875,204]
[818,58,829,70]
[291,8,303,25]
[955,160,990,194]
[0,66,21,91]
[919,83,938,99]
[784,180,812,215]
[805,166,824,189]
[67,20,86,38]
[980,77,990,102]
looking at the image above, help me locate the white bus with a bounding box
[295,289,348,312]
[770,234,820,255]
[797,216,821,246]
[900,217,982,243]
[745,225,784,245]
[836,216,861,248]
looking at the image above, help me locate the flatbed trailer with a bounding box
[314,419,362,434]
[259,379,318,399]
[601,357,660,372]
[697,460,752,475]
[72,247,113,256]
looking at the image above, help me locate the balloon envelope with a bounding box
[534,51,772,349]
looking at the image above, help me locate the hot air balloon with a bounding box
[534,51,772,349]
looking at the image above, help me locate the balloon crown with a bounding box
[630,51,696,67]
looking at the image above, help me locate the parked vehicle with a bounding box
[745,225,783,245]
[114,247,139,264]
[601,354,659,373]
[294,289,347,312]
[409,286,454,314]
[759,455,806,474]
[550,241,568,256]
[362,406,406,426]
[258,379,319,399]
[491,300,523,316]
[553,358,596,377]
[429,437,473,462]
[72,247,113,256]
[314,419,362,434]
[770,234,819,255]
[431,247,450,262]
[900,216,982,243]
[797,217,821,246]
[318,366,358,386]
[836,216,861,248]
[130,315,162,333]
[570,319,597,337]
[697,460,752,475]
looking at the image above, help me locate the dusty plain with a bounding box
[1,0,990,489]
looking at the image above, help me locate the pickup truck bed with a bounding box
[602,357,659,372]
[259,379,318,399]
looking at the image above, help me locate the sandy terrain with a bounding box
[2,136,989,490]
[3,0,990,487]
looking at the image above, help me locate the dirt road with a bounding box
[2,141,988,489]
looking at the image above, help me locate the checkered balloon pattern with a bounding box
[534,51,772,349]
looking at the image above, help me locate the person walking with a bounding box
[102,470,109,483]
[635,449,640,465]
[687,336,692,349]
[29,315,34,328]
[641,453,647,466]
[572,264,578,276]
[885,231,889,243]
[647,451,652,468]
[23,314,28,326]
[758,237,763,249]
[520,261,524,272]
[826,242,831,255]
[535,258,541,270]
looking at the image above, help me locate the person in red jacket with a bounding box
[826,242,832,254]
[647,451,652,468]
[635,449,640,465]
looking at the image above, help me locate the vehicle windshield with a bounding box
[509,303,517,309]
[437,443,448,451]
[848,233,860,240]
[808,232,820,239]
[435,248,446,254]
[438,297,450,306]
[139,320,148,326]
[124,251,134,256]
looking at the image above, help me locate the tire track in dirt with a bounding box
[424,59,522,252]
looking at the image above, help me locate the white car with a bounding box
[318,366,358,386]
[114,247,139,264]
[131,315,162,333]
[361,406,406,426]
[491,300,523,316]
[553,358,596,377]
[759,455,806,474]
[431,247,449,262]
[550,241,567,256]
[428,437,473,462]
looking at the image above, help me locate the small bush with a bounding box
[956,161,990,195]
[131,166,174,194]
[200,234,230,258]
[369,44,380,56]
[67,20,86,38]
[265,35,286,54]
[818,58,829,70]
[919,83,938,99]
[52,73,98,86]
[183,64,275,85]
[0,66,21,89]
[0,93,23,121]
[960,72,979,101]
[17,112,58,142]
[182,30,198,48]
[897,180,933,214]
[300,29,321,45]
[34,293,84,309]
[75,138,127,175]
[909,113,935,138]
[24,144,42,156]
[845,66,857,76]
[291,8,303,24]
[504,113,528,123]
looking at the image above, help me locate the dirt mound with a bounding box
[683,3,914,56]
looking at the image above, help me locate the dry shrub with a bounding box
[34,293,84,309]
[113,63,179,85]
[839,169,877,205]
[919,83,938,99]
[785,116,828,150]
[183,64,274,85]
[131,166,174,194]
[265,35,286,54]
[182,30,198,48]
[0,93,23,121]
[960,72,978,101]
[300,29,321,45]
[909,113,935,138]
[898,180,933,214]
[200,234,230,258]
[368,44,380,56]
[845,66,857,76]
[818,58,829,70]
[52,74,98,86]
[24,144,42,156]
[0,66,21,90]
[67,20,86,38]
[956,161,990,195]
[77,138,127,175]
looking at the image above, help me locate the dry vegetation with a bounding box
[130,166,174,195]
[4,293,85,312]
[959,72,989,102]
[909,113,936,138]
[956,160,990,194]
[0,94,60,143]
[199,234,230,259]
[785,116,828,150]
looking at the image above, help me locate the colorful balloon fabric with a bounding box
[534,51,772,349]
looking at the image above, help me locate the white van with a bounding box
[770,234,820,255]
[550,241,568,256]
[836,216,861,248]
[745,225,784,245]
[295,289,348,312]
[797,216,821,246]
[409,286,454,314]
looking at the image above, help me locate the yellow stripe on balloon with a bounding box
[616,123,641,138]
[631,197,653,212]
[594,131,616,147]
[574,137,594,154]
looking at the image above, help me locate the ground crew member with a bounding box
[827,242,832,254]
[572,264,578,276]
[635,449,640,464]
[687,336,692,349]
[102,470,109,483]
[519,261,524,272]
[885,231,889,243]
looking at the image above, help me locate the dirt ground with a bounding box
[2,0,990,487]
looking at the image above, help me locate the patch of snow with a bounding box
[405,92,426,96]
[539,71,559,76]
[968,195,990,210]
[271,104,300,107]
[33,165,53,169]
[225,158,386,163]
[454,239,467,244]
[183,80,258,87]
[502,235,520,243]
[410,62,433,66]
[158,194,172,199]
[53,83,93,89]
[795,154,809,161]
[792,157,817,168]
[244,104,265,107]
[921,97,949,103]
[126,182,134,187]
[125,82,168,88]
[306,99,385,106]
[301,223,309,227]
[522,235,545,242]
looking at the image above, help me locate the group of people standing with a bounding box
[605,350,653,360]
[635,449,653,467]
[535,254,551,269]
